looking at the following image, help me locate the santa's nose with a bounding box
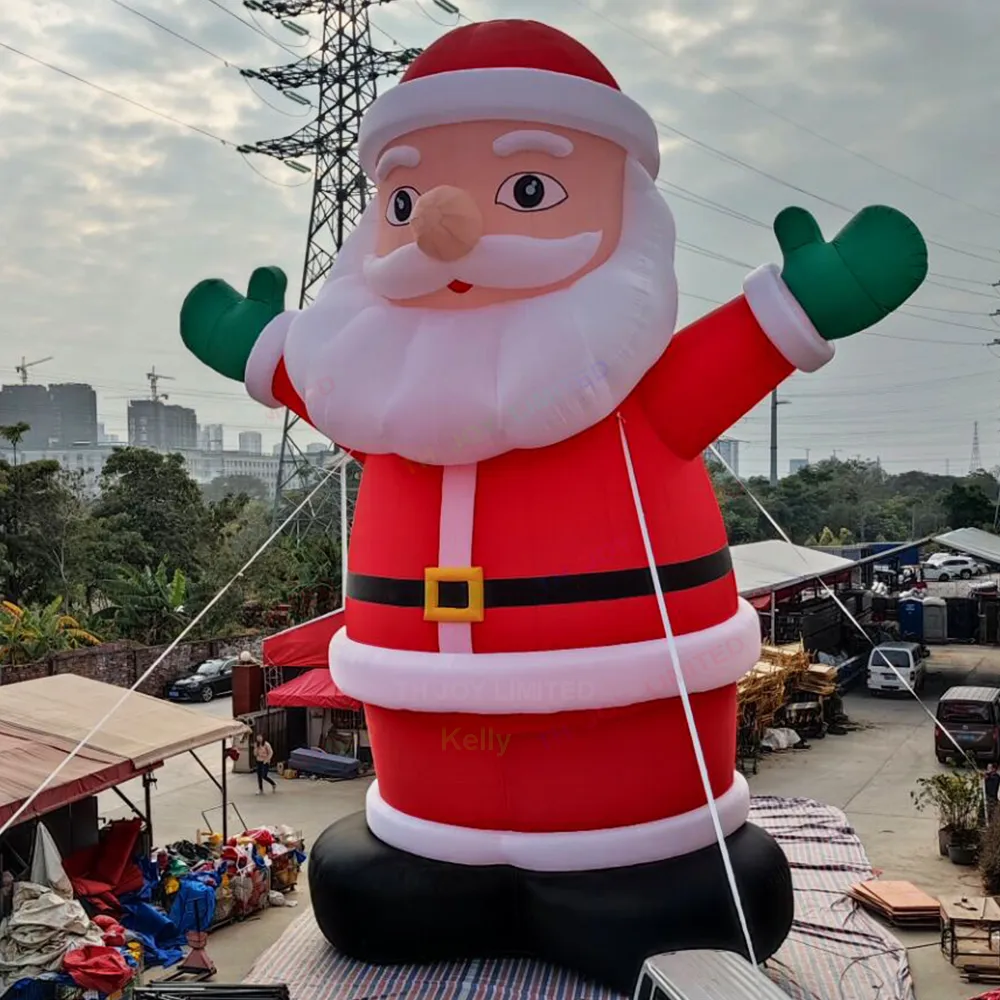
[410,186,483,262]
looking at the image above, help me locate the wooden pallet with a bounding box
[847,880,940,927]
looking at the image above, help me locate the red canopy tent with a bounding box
[262,610,345,668]
[262,610,362,712]
[267,668,360,711]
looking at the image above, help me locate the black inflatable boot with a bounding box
[309,812,794,995]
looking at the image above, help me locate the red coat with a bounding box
[246,265,833,870]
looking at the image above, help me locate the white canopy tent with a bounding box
[731,540,855,600]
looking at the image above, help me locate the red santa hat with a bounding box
[359,20,660,180]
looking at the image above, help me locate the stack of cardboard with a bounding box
[847,880,940,927]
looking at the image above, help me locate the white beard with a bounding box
[282,158,679,467]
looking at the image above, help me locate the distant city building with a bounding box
[306,442,329,454]
[238,431,262,456]
[199,424,225,452]
[18,444,118,493]
[0,382,98,449]
[789,458,809,475]
[706,437,739,476]
[128,400,197,451]
[48,384,98,446]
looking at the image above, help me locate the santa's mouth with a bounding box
[448,280,473,294]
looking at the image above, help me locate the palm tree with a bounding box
[0,598,101,665]
[0,422,31,466]
[98,562,189,645]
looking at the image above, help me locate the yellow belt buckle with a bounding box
[424,566,485,623]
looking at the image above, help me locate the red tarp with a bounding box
[267,668,361,712]
[262,610,345,668]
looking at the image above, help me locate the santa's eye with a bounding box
[496,173,567,212]
[386,187,419,226]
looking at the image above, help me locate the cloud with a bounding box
[1,0,999,472]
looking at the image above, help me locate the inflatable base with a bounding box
[308,811,793,994]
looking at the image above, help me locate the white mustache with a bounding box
[362,232,602,301]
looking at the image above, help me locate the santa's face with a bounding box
[369,122,627,310]
[282,119,679,466]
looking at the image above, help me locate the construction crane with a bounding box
[146,367,174,402]
[15,356,53,384]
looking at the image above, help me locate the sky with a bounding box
[2,0,1000,478]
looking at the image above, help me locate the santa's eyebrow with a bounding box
[375,145,420,181]
[493,131,574,158]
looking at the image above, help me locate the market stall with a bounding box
[0,675,255,999]
[257,612,371,773]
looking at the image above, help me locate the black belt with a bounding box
[346,546,732,622]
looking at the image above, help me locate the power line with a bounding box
[194,0,304,59]
[565,0,1000,224]
[0,40,236,146]
[106,0,232,65]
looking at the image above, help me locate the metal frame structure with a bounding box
[239,0,419,529]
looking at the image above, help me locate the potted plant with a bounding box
[912,771,984,863]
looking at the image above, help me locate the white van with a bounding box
[867,641,927,694]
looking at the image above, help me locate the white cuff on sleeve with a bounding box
[743,263,835,373]
[244,310,297,408]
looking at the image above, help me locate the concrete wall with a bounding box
[1,635,260,698]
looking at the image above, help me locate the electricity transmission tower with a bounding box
[239,0,419,538]
[970,421,983,473]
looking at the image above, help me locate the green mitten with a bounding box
[776,205,927,341]
[180,266,288,382]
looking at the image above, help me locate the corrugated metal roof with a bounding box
[939,685,1000,704]
[935,527,1000,564]
[645,950,790,998]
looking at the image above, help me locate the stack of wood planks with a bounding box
[737,643,812,751]
[795,662,838,697]
[847,880,940,927]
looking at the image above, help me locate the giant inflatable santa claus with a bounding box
[181,18,927,992]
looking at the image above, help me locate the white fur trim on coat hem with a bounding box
[244,311,297,408]
[366,773,750,871]
[358,68,661,181]
[743,264,835,373]
[331,597,761,714]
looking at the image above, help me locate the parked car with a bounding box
[935,686,1000,764]
[866,641,928,695]
[921,555,982,582]
[168,658,235,702]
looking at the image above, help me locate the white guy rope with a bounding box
[617,414,758,966]
[0,455,347,839]
[707,443,979,773]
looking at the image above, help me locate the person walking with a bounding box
[255,734,276,794]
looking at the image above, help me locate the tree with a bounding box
[0,598,101,665]
[0,422,30,466]
[202,475,269,503]
[94,449,211,575]
[97,562,189,645]
[942,482,995,531]
[0,458,84,606]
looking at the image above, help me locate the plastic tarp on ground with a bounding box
[731,540,855,599]
[935,527,1000,566]
[266,668,361,712]
[0,674,248,771]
